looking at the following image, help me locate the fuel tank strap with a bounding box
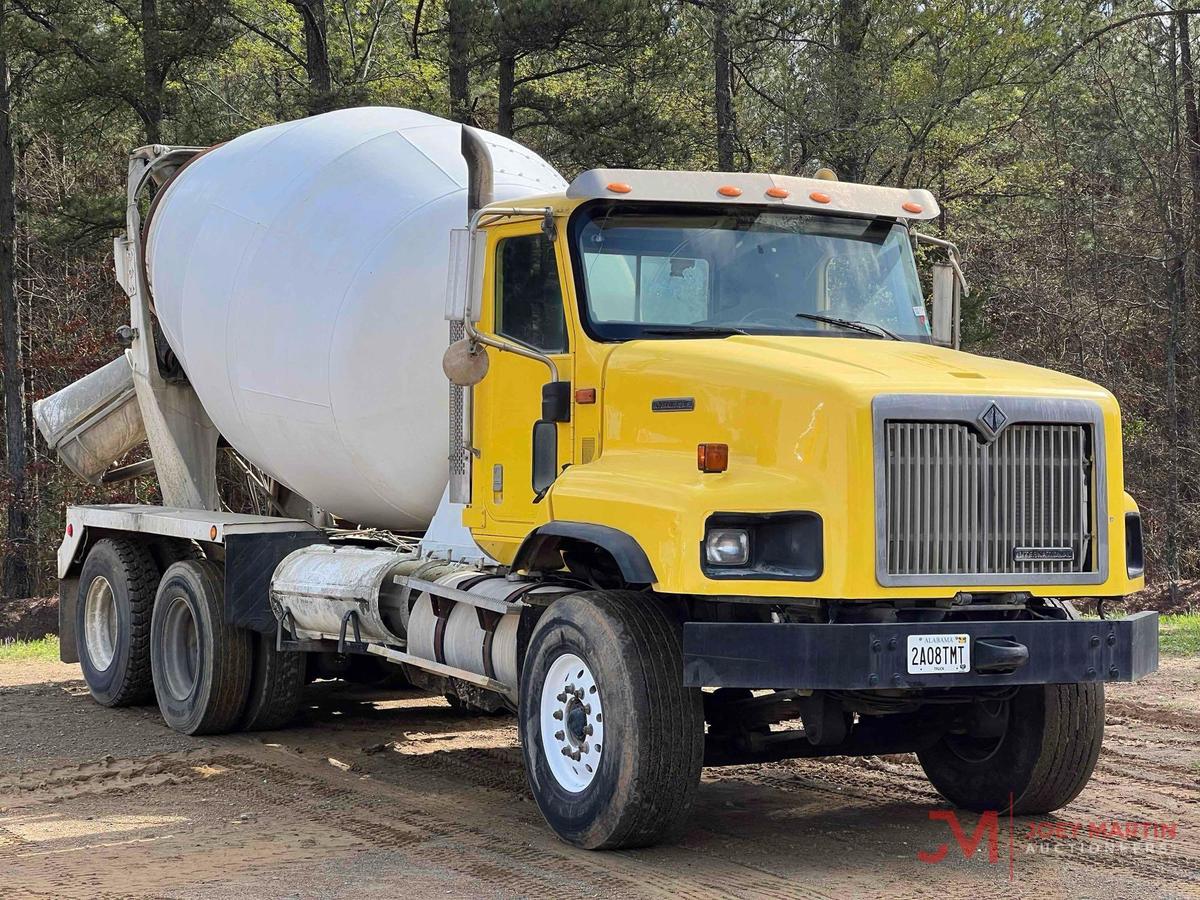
[394,575,528,615]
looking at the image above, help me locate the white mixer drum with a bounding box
[144,107,566,528]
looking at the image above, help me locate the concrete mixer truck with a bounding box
[35,107,1157,850]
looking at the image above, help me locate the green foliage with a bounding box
[4,0,1200,595]
[1161,614,1200,656]
[0,635,59,662]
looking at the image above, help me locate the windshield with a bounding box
[570,204,931,342]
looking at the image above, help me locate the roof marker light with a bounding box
[902,201,924,214]
[606,182,632,194]
[809,191,831,204]
[718,185,743,197]
[766,187,790,199]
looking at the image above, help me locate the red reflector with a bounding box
[575,388,597,404]
[66,523,73,537]
[697,443,729,473]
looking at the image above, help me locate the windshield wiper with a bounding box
[640,325,750,338]
[793,312,900,341]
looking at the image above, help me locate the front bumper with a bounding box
[682,611,1159,689]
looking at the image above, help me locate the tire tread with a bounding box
[79,538,160,707]
[240,632,305,732]
[152,559,252,735]
[521,589,704,850]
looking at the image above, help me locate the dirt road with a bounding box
[1,657,1197,899]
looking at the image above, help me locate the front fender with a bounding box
[547,449,843,595]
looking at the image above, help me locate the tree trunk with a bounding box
[1179,12,1200,468]
[447,0,471,124]
[832,0,867,182]
[1181,15,1200,269]
[140,0,164,143]
[497,51,515,137]
[0,0,32,601]
[713,0,736,170]
[289,0,333,115]
[1165,16,1188,600]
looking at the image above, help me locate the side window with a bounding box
[495,234,568,353]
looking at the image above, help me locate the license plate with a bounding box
[907,633,971,674]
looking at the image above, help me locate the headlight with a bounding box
[705,529,750,566]
[701,512,823,581]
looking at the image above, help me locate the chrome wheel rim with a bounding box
[83,576,118,671]
[540,652,604,793]
[161,595,200,701]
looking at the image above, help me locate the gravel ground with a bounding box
[0,656,1197,899]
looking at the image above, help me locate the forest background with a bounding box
[2,0,1197,608]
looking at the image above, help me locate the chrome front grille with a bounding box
[881,418,1098,581]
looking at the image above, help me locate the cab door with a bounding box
[469,223,573,557]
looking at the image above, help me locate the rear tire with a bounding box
[240,631,306,731]
[76,538,160,707]
[150,560,252,735]
[518,591,704,850]
[917,683,1104,815]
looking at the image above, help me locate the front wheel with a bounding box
[918,683,1104,815]
[518,591,704,850]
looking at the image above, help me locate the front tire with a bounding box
[76,539,160,707]
[518,591,704,850]
[150,560,252,735]
[917,683,1104,815]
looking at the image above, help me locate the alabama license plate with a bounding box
[907,633,971,674]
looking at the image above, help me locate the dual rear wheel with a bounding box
[76,539,304,734]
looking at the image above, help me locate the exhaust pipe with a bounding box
[462,126,494,219]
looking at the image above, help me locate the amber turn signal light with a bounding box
[697,443,729,473]
[575,387,597,404]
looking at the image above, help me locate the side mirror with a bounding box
[532,420,558,494]
[442,338,489,386]
[931,262,961,350]
[914,232,968,350]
